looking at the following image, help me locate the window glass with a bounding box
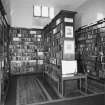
[49,7,54,19]
[34,5,54,19]
[34,5,41,16]
[42,6,48,17]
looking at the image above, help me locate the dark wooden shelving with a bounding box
[75,18,105,80]
[0,0,10,104]
[9,27,44,75]
[43,10,77,96]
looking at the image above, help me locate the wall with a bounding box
[75,0,105,30]
[9,0,61,29]
[4,0,105,29]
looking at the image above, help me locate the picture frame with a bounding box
[65,26,73,38]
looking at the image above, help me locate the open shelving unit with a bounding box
[75,18,105,81]
[0,0,10,104]
[9,28,44,75]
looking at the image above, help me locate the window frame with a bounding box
[33,5,54,19]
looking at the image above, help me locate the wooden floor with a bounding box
[5,76,17,105]
[5,74,105,105]
[16,75,48,105]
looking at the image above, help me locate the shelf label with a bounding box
[64,18,73,23]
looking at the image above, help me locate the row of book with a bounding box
[76,18,105,79]
[9,28,44,74]
[11,37,42,42]
[10,28,41,36]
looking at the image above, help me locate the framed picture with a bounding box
[64,40,75,54]
[65,26,73,38]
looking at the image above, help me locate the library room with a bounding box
[0,0,105,105]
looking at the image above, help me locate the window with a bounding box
[49,7,54,19]
[34,5,41,16]
[42,6,48,17]
[33,5,54,19]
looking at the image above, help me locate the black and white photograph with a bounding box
[0,0,105,105]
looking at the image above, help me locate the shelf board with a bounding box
[11,60,37,62]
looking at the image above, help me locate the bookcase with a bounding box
[0,0,9,104]
[9,27,44,75]
[43,10,76,95]
[75,18,105,80]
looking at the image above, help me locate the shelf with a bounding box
[9,28,43,74]
[11,60,37,62]
[75,19,105,79]
[0,6,9,104]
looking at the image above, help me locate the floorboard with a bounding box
[5,76,17,105]
[5,74,105,105]
[16,75,48,105]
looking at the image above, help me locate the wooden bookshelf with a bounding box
[43,10,77,96]
[75,18,105,80]
[9,27,44,75]
[0,1,9,104]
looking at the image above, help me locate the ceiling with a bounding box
[33,0,88,10]
[1,0,88,25]
[2,0,88,13]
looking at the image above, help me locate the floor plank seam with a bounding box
[36,79,52,101]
